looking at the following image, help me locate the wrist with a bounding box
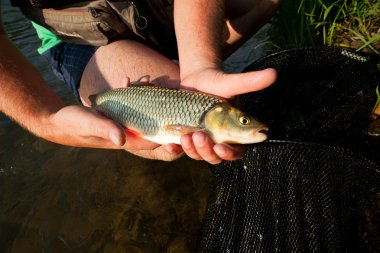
[174,0,224,80]
[30,109,63,143]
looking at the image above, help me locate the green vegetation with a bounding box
[270,0,380,54]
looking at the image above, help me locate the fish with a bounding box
[89,85,268,145]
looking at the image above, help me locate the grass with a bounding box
[270,0,380,54]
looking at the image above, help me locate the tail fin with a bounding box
[88,94,97,106]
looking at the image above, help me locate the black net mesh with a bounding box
[199,142,380,252]
[198,47,380,252]
[240,47,379,152]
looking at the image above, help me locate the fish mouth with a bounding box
[253,127,269,142]
[258,127,269,135]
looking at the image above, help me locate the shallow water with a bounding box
[0,2,270,253]
[0,136,212,252]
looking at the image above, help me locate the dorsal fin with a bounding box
[129,81,153,87]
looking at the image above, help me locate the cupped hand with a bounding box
[178,67,277,164]
[59,68,276,164]
[47,105,184,161]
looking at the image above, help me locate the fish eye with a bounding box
[239,116,251,125]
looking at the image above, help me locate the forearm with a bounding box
[174,0,225,78]
[0,33,64,138]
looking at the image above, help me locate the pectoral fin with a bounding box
[163,125,203,136]
[125,128,143,137]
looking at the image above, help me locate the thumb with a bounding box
[49,105,127,148]
[217,68,277,98]
[107,126,126,146]
[91,117,162,150]
[85,114,126,147]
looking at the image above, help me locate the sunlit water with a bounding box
[0,2,269,252]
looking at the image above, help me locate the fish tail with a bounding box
[88,95,97,105]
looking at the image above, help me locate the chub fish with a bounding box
[90,85,268,144]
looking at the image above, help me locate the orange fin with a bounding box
[125,128,142,137]
[163,125,202,136]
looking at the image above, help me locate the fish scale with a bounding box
[91,86,224,135]
[90,85,268,144]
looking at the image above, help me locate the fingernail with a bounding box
[214,144,227,157]
[109,129,123,146]
[122,76,130,87]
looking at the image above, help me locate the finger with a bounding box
[106,126,126,146]
[73,107,150,149]
[52,106,126,147]
[180,134,203,160]
[164,143,184,155]
[79,107,158,150]
[81,111,126,147]
[213,68,277,98]
[128,145,184,161]
[88,118,131,148]
[85,110,163,152]
[213,143,246,161]
[121,76,130,87]
[192,132,223,164]
[137,75,150,83]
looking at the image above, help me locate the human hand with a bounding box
[178,67,277,164]
[180,67,277,99]
[47,105,184,161]
[72,67,275,164]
